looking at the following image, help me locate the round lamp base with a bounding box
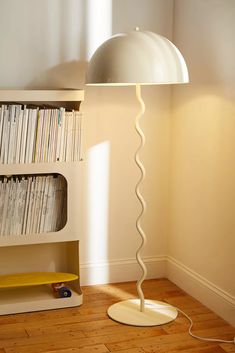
[107,299,178,326]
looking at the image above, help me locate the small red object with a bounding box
[52,282,65,292]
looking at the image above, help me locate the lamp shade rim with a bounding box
[86,81,189,86]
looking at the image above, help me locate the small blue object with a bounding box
[58,286,72,298]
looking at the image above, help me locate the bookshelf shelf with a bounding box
[0,89,84,102]
[0,89,84,314]
[0,286,82,315]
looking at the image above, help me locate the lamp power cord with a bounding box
[172,306,235,344]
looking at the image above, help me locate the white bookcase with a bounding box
[0,89,84,315]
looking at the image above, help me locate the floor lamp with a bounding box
[86,28,189,326]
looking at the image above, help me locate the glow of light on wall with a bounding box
[86,0,112,59]
[86,141,110,284]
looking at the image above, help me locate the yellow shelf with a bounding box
[0,272,78,289]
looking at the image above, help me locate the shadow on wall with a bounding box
[25,0,113,89]
[26,60,88,89]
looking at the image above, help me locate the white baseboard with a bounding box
[167,256,235,327]
[80,255,166,286]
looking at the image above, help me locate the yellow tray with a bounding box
[0,272,78,289]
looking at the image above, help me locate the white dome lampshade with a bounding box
[86,28,189,85]
[86,29,189,327]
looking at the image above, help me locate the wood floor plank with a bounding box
[179,306,211,316]
[26,319,118,337]
[83,324,166,338]
[41,344,110,353]
[4,311,109,329]
[164,295,204,309]
[0,327,28,340]
[0,330,86,349]
[219,343,235,352]
[111,349,145,353]
[97,326,166,343]
[0,307,108,326]
[187,312,220,322]
[140,340,217,353]
[3,335,108,353]
[149,345,226,353]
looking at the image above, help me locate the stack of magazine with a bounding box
[0,174,67,236]
[0,104,82,164]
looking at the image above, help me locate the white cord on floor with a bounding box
[174,306,235,344]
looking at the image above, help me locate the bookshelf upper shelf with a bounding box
[0,89,84,102]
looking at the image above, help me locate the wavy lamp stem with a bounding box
[135,84,147,312]
[107,84,178,326]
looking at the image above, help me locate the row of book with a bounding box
[0,104,83,164]
[0,174,67,236]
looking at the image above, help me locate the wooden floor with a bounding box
[0,279,234,353]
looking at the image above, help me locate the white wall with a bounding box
[0,0,174,284]
[169,0,235,325]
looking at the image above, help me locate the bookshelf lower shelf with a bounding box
[0,285,83,315]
